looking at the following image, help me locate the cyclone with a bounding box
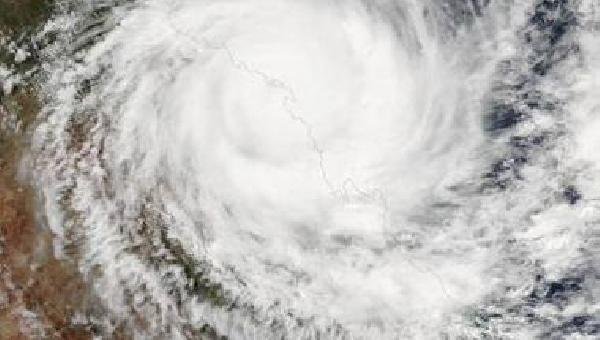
[32,0,600,338]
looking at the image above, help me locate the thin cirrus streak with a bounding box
[32,0,600,338]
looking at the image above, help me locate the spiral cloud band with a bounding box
[34,0,600,338]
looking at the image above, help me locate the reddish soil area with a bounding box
[0,89,95,339]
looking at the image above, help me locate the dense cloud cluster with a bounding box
[30,0,600,338]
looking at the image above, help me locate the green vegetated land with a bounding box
[0,0,53,73]
[0,0,53,34]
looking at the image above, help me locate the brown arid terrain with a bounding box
[0,2,224,338]
[0,1,96,338]
[0,87,96,339]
